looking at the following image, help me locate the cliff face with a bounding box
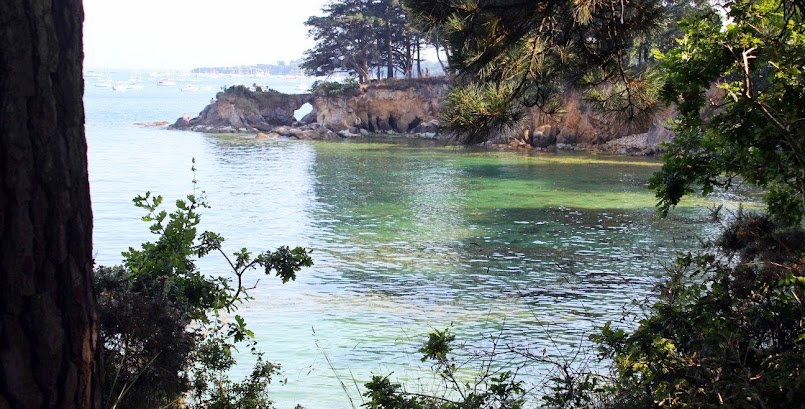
[172,79,680,154]
[509,92,677,155]
[171,80,447,139]
[173,86,311,133]
[313,78,448,135]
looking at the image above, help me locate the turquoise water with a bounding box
[85,74,750,408]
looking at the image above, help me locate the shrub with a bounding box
[310,78,360,96]
[363,327,526,409]
[590,213,805,408]
[96,161,312,408]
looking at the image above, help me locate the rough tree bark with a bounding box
[0,0,100,408]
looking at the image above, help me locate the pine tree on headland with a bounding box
[402,0,680,144]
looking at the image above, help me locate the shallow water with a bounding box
[86,74,751,408]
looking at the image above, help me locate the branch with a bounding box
[741,47,757,99]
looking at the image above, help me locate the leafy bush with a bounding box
[590,213,805,408]
[96,266,195,408]
[310,78,360,96]
[222,84,256,98]
[650,0,805,225]
[363,327,526,409]
[96,161,313,408]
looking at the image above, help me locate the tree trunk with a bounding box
[434,32,447,74]
[416,36,422,78]
[405,35,412,79]
[0,1,100,408]
[385,4,393,79]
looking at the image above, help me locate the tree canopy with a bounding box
[301,0,431,82]
[650,0,805,225]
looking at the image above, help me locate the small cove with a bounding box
[86,77,756,407]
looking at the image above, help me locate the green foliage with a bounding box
[302,0,428,82]
[310,78,361,96]
[301,0,383,82]
[188,317,284,409]
[96,161,312,409]
[222,84,256,99]
[588,214,805,408]
[419,327,455,364]
[96,266,195,409]
[651,0,805,225]
[441,82,524,145]
[363,327,526,409]
[363,376,429,409]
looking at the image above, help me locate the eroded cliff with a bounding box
[172,78,681,154]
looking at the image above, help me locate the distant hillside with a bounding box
[191,60,306,76]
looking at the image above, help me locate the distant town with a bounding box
[190,59,446,79]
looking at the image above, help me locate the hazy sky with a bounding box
[83,0,328,70]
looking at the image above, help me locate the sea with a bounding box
[84,69,756,408]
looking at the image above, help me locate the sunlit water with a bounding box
[85,72,755,408]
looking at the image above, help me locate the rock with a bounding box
[646,116,674,146]
[172,116,192,128]
[412,119,439,134]
[535,124,553,139]
[192,125,238,134]
[256,132,279,140]
[372,116,393,132]
[227,110,246,131]
[530,130,557,148]
[359,128,369,136]
[521,129,531,144]
[171,87,311,133]
[300,110,317,124]
[135,121,170,127]
[314,97,359,132]
[273,126,291,136]
[602,133,662,155]
[289,128,312,140]
[313,79,449,135]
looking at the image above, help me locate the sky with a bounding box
[82,0,329,70]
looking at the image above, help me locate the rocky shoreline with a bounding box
[170,78,677,156]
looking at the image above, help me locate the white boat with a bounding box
[112,83,128,92]
[157,79,176,86]
[95,79,113,88]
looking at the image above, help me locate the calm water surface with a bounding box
[85,73,747,408]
